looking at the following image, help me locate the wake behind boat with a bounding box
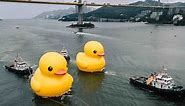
[130,67,185,99]
[5,54,33,76]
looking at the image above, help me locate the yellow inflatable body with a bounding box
[30,52,73,97]
[76,41,106,72]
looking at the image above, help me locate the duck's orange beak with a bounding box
[55,69,67,75]
[98,53,105,56]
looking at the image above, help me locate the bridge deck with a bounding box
[0,0,173,9]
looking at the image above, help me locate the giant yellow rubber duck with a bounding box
[30,52,73,97]
[76,41,106,72]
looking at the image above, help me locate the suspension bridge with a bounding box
[0,0,184,25]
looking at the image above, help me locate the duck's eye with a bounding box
[93,50,97,54]
[48,66,53,71]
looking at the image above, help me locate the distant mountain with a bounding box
[60,3,153,21]
[166,2,185,7]
[34,7,75,19]
[60,0,185,22]
[130,0,185,7]
[130,0,163,6]
[34,7,95,20]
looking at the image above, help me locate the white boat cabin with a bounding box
[146,68,175,89]
[13,55,30,71]
[151,72,174,89]
[60,47,68,57]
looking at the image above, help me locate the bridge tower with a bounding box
[77,0,83,25]
[158,0,160,6]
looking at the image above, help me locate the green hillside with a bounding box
[60,1,185,22]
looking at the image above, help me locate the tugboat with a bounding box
[5,54,33,76]
[130,66,185,98]
[59,47,70,62]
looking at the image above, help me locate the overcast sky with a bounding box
[0,0,184,19]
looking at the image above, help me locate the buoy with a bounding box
[30,52,73,97]
[76,41,106,72]
[15,26,20,29]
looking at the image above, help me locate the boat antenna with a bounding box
[161,65,167,73]
[16,53,19,58]
[62,45,66,50]
[15,53,20,61]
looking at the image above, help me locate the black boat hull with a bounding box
[64,56,70,62]
[130,76,185,98]
[5,65,33,76]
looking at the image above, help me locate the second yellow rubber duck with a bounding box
[30,52,73,97]
[76,41,106,72]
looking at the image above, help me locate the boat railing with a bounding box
[173,86,183,91]
[131,76,147,83]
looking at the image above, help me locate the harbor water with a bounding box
[0,19,185,106]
